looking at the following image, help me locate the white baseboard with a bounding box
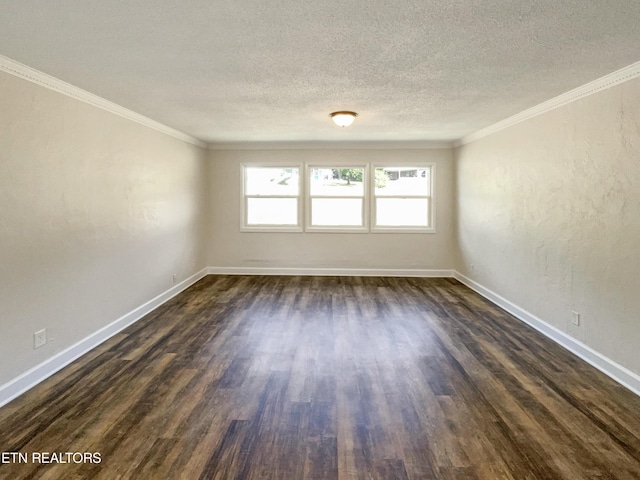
[4,267,637,407]
[0,268,208,408]
[207,266,456,277]
[454,272,640,397]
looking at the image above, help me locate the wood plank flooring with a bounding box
[1,275,639,479]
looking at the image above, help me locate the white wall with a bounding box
[0,71,208,387]
[207,148,457,271]
[4,54,638,402]
[456,77,640,376]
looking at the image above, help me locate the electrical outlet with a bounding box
[172,274,177,284]
[571,311,581,326]
[34,329,47,349]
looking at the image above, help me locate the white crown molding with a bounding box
[0,54,207,149]
[4,53,639,152]
[455,61,640,147]
[454,272,640,397]
[0,268,208,408]
[207,140,454,150]
[208,266,455,277]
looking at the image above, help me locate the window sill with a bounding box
[240,226,303,233]
[371,227,435,234]
[304,226,369,234]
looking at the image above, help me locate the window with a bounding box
[241,162,434,233]
[372,164,434,232]
[241,165,302,231]
[306,165,368,232]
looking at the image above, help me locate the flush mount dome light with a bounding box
[330,111,358,127]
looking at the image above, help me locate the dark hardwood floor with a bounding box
[1,275,639,479]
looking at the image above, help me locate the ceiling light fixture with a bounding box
[329,111,358,127]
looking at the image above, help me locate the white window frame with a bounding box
[240,163,303,232]
[371,163,435,233]
[305,163,369,233]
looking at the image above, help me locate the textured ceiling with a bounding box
[1,1,639,144]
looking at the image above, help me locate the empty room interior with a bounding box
[1,1,639,479]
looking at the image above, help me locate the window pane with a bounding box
[247,198,298,225]
[311,198,363,226]
[309,167,364,196]
[245,167,299,196]
[376,198,429,227]
[375,167,430,196]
